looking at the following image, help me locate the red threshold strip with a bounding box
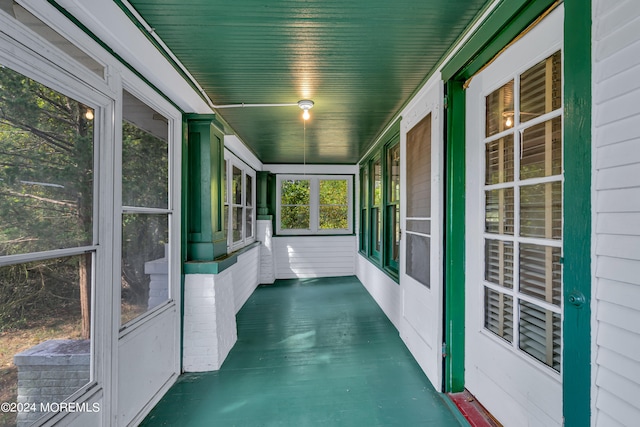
[448,391,502,427]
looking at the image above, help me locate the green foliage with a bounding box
[120,123,169,312]
[281,180,310,229]
[0,64,93,328]
[319,180,348,230]
[122,122,168,209]
[0,257,82,331]
[0,66,94,256]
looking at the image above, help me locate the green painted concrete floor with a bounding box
[141,276,466,426]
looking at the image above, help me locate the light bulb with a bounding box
[302,109,310,121]
[85,110,94,120]
[505,116,513,127]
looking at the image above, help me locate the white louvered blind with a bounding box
[483,50,563,372]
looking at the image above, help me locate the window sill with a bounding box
[275,232,356,237]
[183,241,261,274]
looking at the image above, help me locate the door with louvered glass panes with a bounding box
[464,6,563,426]
[399,81,443,391]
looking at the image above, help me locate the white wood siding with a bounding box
[273,236,356,279]
[593,1,640,425]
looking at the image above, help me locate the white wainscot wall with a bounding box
[257,220,276,284]
[355,254,402,330]
[183,245,260,373]
[117,306,180,426]
[273,235,356,279]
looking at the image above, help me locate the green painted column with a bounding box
[257,171,272,220]
[185,114,227,261]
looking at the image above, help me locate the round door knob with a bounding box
[567,291,586,307]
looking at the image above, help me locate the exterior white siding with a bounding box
[593,1,640,425]
[273,236,356,279]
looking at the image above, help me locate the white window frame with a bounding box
[118,82,181,330]
[276,174,353,235]
[224,151,256,251]
[479,50,564,374]
[0,7,115,422]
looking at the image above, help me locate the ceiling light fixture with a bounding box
[298,99,314,121]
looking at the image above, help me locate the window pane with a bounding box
[281,206,310,230]
[373,159,382,206]
[388,144,400,203]
[520,51,562,123]
[232,166,242,205]
[520,243,562,305]
[281,179,310,205]
[521,117,562,180]
[246,174,253,207]
[280,179,310,231]
[485,188,514,235]
[319,179,348,230]
[1,254,93,426]
[485,80,514,137]
[484,287,513,343]
[246,207,253,239]
[519,300,561,372]
[485,135,514,184]
[223,160,227,204]
[360,208,368,252]
[373,208,381,252]
[392,205,400,263]
[406,115,431,218]
[223,205,228,237]
[406,233,430,287]
[232,206,242,242]
[361,167,369,207]
[485,239,514,289]
[121,213,169,325]
[319,179,347,205]
[520,182,562,239]
[122,91,168,209]
[406,219,430,235]
[0,64,94,256]
[319,206,348,230]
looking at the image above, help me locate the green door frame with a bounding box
[441,1,591,426]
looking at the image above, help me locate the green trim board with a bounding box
[180,116,189,371]
[443,79,466,393]
[441,2,592,425]
[183,241,261,275]
[561,1,592,425]
[441,0,557,82]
